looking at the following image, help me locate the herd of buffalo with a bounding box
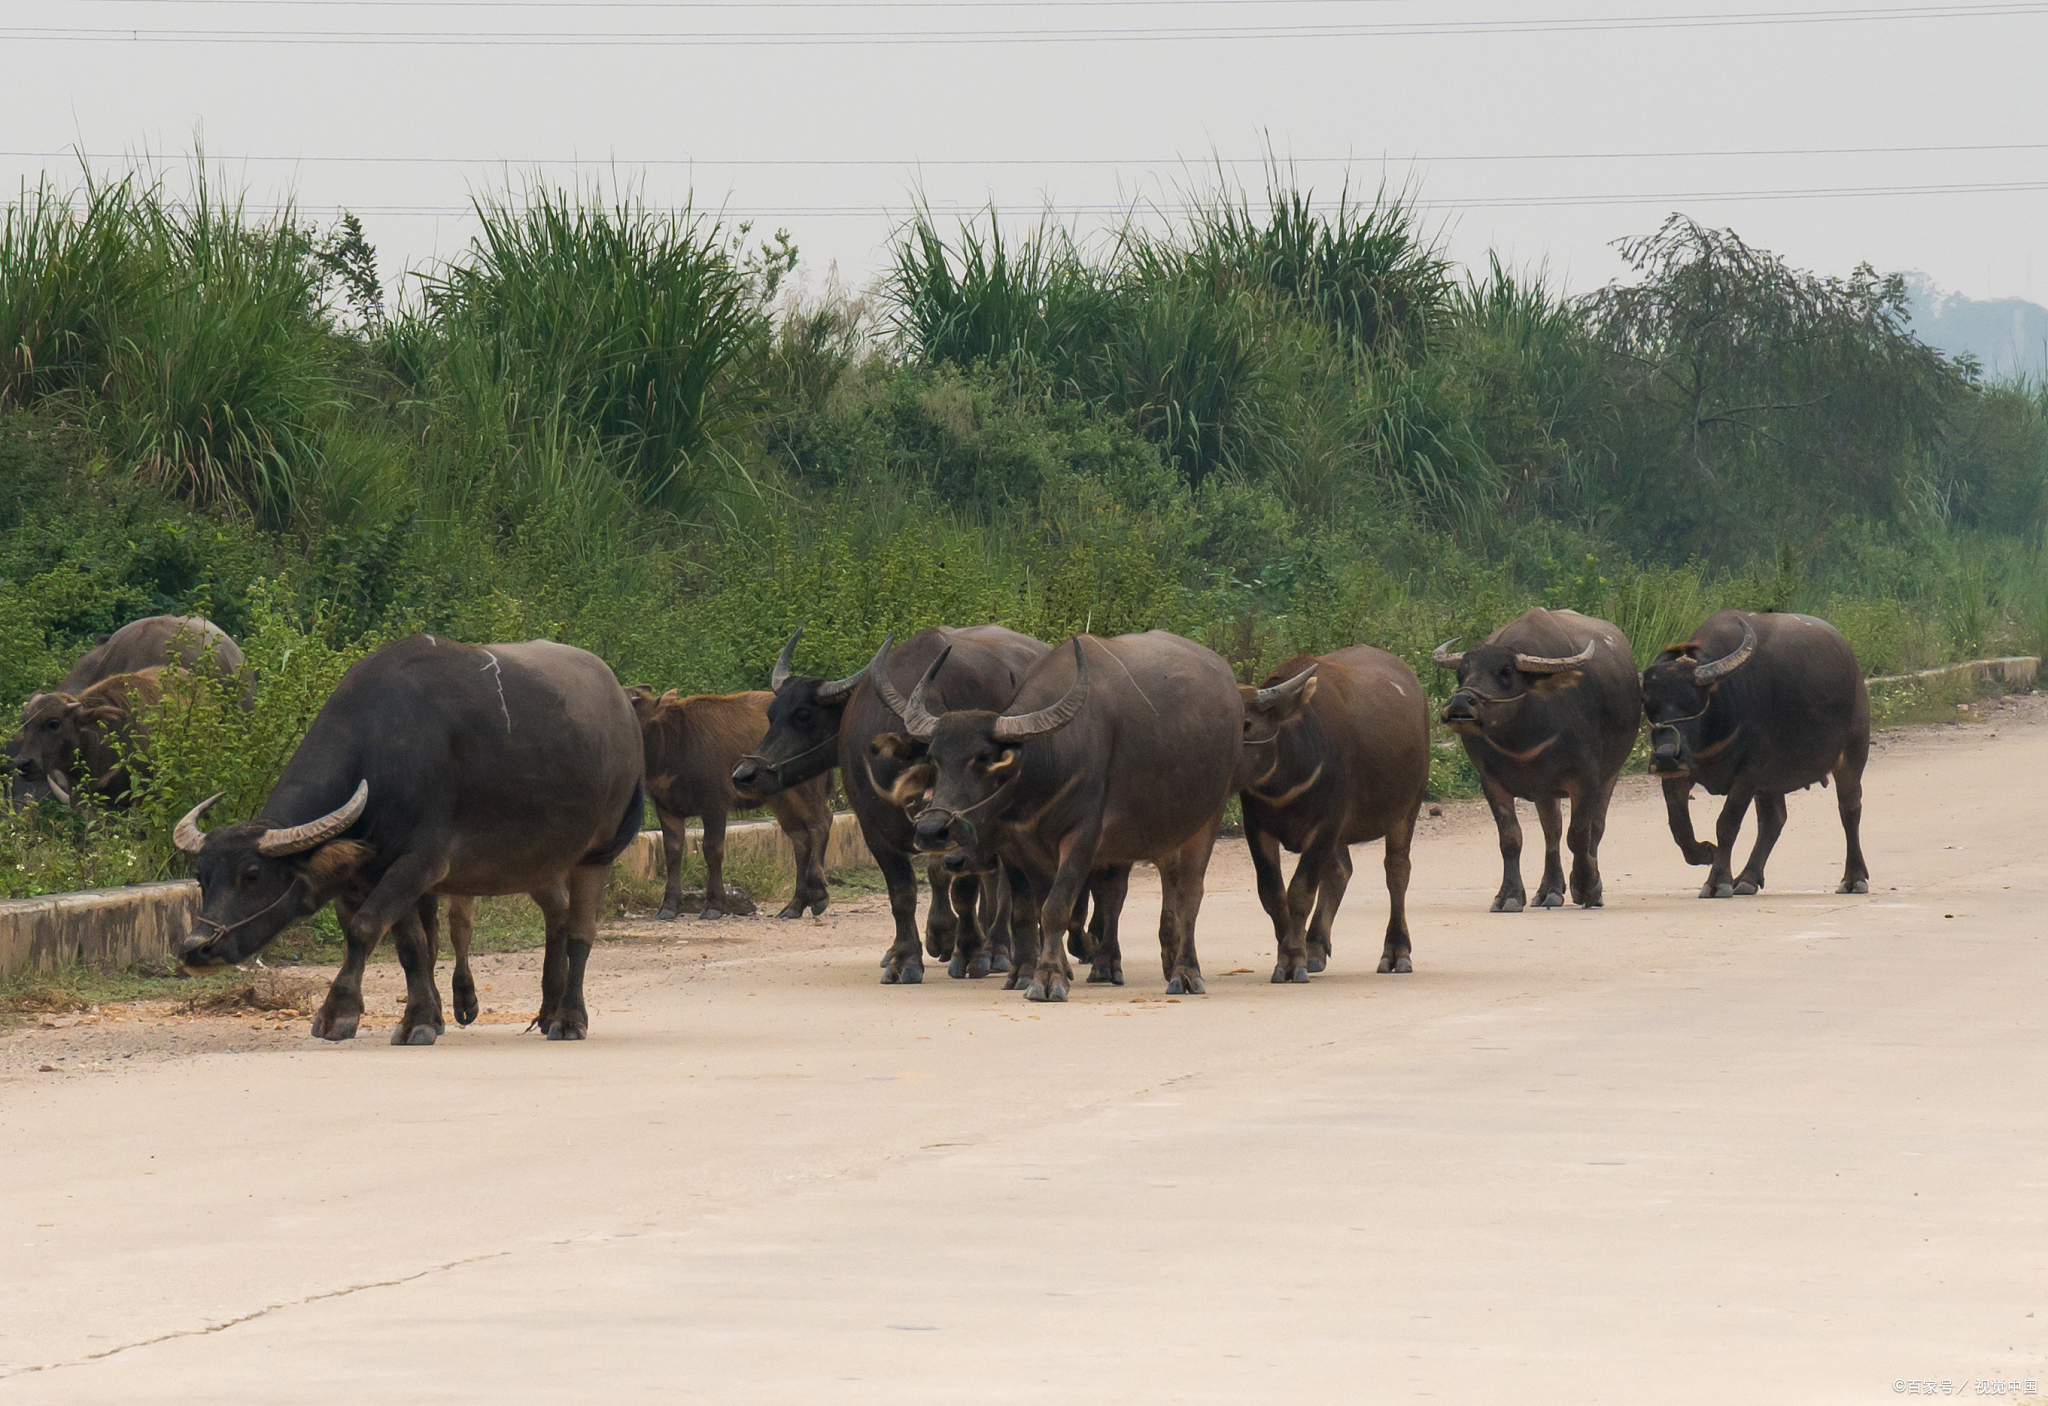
[4,605,1873,1044]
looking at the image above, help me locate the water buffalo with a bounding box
[173,636,644,1045]
[9,614,248,799]
[1641,610,1870,898]
[886,632,1242,1003]
[1239,644,1431,982]
[11,668,171,807]
[732,626,1047,984]
[624,685,833,921]
[1434,608,1641,912]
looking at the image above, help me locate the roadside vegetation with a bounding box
[3,157,2044,900]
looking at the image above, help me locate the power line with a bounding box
[16,0,1431,6]
[89,177,2048,218]
[7,141,2048,168]
[9,3,2046,44]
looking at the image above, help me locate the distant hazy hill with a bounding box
[1905,274,2048,381]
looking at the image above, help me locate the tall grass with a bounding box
[416,185,767,517]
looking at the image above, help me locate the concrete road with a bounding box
[2,718,2044,1403]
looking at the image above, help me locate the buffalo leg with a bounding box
[654,804,689,922]
[1161,817,1222,996]
[984,865,1017,976]
[1305,844,1355,977]
[1734,793,1787,895]
[1003,863,1040,991]
[388,906,445,1047]
[311,893,372,1043]
[922,856,960,964]
[1379,806,1417,973]
[947,871,987,979]
[314,853,441,1043]
[1480,774,1527,913]
[1701,785,1756,898]
[1269,840,1320,984]
[1028,832,1096,1003]
[532,880,573,1032]
[875,849,926,985]
[1662,776,1717,866]
[447,895,479,1026]
[1533,797,1567,908]
[699,804,734,919]
[1086,866,1129,986]
[549,863,606,1041]
[1834,751,1870,894]
[1247,820,1293,965]
[1567,774,1616,909]
[770,780,832,920]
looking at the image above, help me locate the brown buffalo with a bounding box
[734,626,1048,984]
[624,685,833,921]
[10,614,248,801]
[12,668,172,807]
[1641,610,1870,898]
[1239,644,1431,982]
[883,632,1242,1002]
[1434,608,1641,912]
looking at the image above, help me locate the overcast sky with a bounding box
[7,1,2045,310]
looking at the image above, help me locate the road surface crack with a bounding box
[1,1251,509,1379]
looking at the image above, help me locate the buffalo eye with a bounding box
[42,717,60,730]
[238,862,262,887]
[793,708,812,725]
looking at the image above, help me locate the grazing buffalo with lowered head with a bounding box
[1434,608,1641,912]
[882,632,1241,1003]
[1239,644,1431,982]
[11,668,172,807]
[9,614,249,798]
[1641,610,1870,898]
[733,626,1047,984]
[623,684,833,921]
[173,636,644,1046]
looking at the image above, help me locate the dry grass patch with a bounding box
[175,970,325,1016]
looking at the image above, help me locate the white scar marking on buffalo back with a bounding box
[481,651,512,732]
[1085,636,1158,715]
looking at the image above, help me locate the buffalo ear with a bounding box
[294,839,375,888]
[882,762,937,809]
[870,732,926,762]
[982,747,1021,777]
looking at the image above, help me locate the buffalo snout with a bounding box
[1441,691,1479,726]
[177,933,230,969]
[730,758,769,796]
[912,812,954,852]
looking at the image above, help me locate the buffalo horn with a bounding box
[815,650,868,706]
[993,639,1089,743]
[1255,663,1318,708]
[173,791,225,854]
[1430,639,1464,669]
[256,780,369,858]
[864,635,911,717]
[1512,639,1597,674]
[770,628,802,693]
[1693,615,1758,684]
[45,768,73,806]
[898,647,953,740]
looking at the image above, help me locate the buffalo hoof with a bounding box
[393,1024,437,1047]
[1026,979,1069,1003]
[545,1021,586,1041]
[310,1012,359,1042]
[698,906,727,921]
[966,952,994,980]
[454,999,478,1028]
[1535,892,1565,909]
[881,962,924,986]
[1733,880,1760,896]
[1089,963,1118,984]
[948,952,968,980]
[1838,878,1870,895]
[1271,964,1310,985]
[1701,880,1735,899]
[1165,974,1206,996]
[654,907,680,922]
[1306,951,1328,974]
[774,902,806,920]
[991,951,1014,974]
[1378,955,1413,974]
[809,897,830,917]
[1490,896,1525,914]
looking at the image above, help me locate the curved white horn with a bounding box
[1512,639,1597,674]
[897,647,952,740]
[1431,638,1464,669]
[1693,615,1757,684]
[993,639,1088,743]
[174,791,225,854]
[257,780,369,857]
[770,629,802,692]
[1255,664,1318,708]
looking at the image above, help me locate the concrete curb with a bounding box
[1866,655,2039,688]
[2,813,877,981]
